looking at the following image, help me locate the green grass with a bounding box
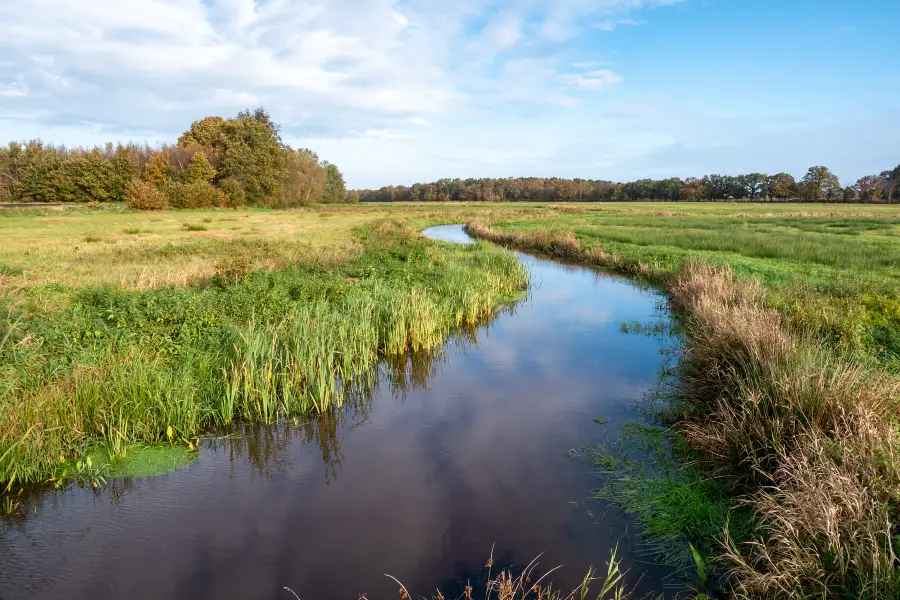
[483,203,900,368]
[0,203,546,290]
[0,216,527,489]
[588,423,752,578]
[104,444,198,478]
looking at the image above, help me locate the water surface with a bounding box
[0,225,677,600]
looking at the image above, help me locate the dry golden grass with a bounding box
[671,261,900,599]
[0,208,386,290]
[380,545,633,600]
[0,204,556,291]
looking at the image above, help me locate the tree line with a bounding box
[0,108,350,209]
[356,165,900,204]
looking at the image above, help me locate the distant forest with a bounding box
[357,165,900,203]
[0,108,348,209]
[3,112,898,207]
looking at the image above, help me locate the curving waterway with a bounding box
[0,225,680,600]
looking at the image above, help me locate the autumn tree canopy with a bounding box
[0,108,348,208]
[356,165,900,204]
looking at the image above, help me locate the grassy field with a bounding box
[466,202,900,599]
[0,204,544,291]
[478,202,900,368]
[0,204,534,488]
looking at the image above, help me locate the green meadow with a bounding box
[0,205,530,488]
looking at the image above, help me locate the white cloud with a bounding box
[594,18,642,31]
[0,0,697,185]
[363,128,414,140]
[0,82,28,98]
[468,16,523,55]
[390,10,409,28]
[561,69,623,90]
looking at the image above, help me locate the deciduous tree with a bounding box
[768,173,796,199]
[282,148,325,206]
[322,161,347,204]
[855,175,884,203]
[738,173,768,200]
[801,166,840,201]
[880,165,900,203]
[186,151,216,183]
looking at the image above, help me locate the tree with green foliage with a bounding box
[880,166,900,203]
[768,172,797,200]
[215,108,287,205]
[802,166,841,201]
[738,173,767,200]
[0,142,23,202]
[110,146,137,202]
[178,116,226,151]
[142,151,170,188]
[186,151,216,183]
[57,149,118,202]
[322,161,346,204]
[16,141,62,203]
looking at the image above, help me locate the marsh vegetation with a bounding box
[468,203,900,599]
[2,201,898,600]
[0,212,527,488]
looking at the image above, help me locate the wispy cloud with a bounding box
[594,18,642,31]
[0,0,696,184]
[561,69,624,90]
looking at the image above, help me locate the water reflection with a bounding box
[208,319,504,486]
[0,225,682,600]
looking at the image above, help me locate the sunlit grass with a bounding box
[0,217,527,488]
[478,205,900,367]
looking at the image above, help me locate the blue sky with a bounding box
[0,0,897,188]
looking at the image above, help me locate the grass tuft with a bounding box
[383,546,635,600]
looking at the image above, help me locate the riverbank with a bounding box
[467,217,900,599]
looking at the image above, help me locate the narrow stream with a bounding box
[0,225,680,600]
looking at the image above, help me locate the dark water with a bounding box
[0,225,679,600]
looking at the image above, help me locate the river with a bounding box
[0,225,679,599]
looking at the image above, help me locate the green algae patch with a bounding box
[104,445,199,479]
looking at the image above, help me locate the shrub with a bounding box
[214,255,251,286]
[127,180,168,211]
[219,177,245,208]
[163,181,221,209]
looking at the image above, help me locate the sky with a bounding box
[0,0,898,189]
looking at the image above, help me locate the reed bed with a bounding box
[671,260,900,599]
[0,220,527,488]
[467,220,900,599]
